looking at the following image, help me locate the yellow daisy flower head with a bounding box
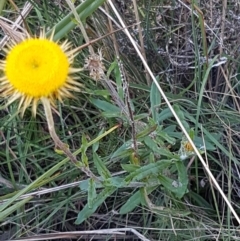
[0,31,81,116]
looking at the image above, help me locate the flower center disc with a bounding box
[5,38,69,97]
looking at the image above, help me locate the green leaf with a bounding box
[81,134,88,149]
[79,179,103,191]
[81,134,89,167]
[50,0,106,41]
[175,160,188,198]
[104,177,124,188]
[144,136,176,158]
[119,190,141,214]
[134,113,149,121]
[88,89,110,96]
[136,124,157,139]
[124,160,173,183]
[91,98,120,113]
[92,128,105,152]
[121,164,140,172]
[150,81,161,121]
[158,175,182,196]
[107,59,117,78]
[189,128,195,140]
[188,191,215,213]
[158,107,172,123]
[0,154,73,213]
[75,187,116,225]
[164,125,176,132]
[156,128,176,145]
[173,105,189,130]
[93,153,111,179]
[158,161,188,199]
[194,135,217,151]
[163,125,182,139]
[119,186,158,214]
[81,152,88,167]
[101,111,125,119]
[114,60,124,100]
[79,179,89,191]
[88,178,97,209]
[79,177,124,191]
[111,140,133,160]
[149,152,155,163]
[0,197,32,222]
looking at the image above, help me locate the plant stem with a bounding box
[41,97,100,181]
[42,97,78,164]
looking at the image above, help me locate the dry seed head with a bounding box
[84,49,105,80]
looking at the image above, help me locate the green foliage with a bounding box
[150,80,161,121]
[119,186,157,214]
[49,0,107,40]
[2,0,239,240]
[75,186,117,225]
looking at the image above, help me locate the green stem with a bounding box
[41,97,78,164]
[41,97,100,181]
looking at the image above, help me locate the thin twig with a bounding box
[72,22,140,54]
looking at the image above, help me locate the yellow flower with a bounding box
[0,31,81,116]
[184,141,194,152]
